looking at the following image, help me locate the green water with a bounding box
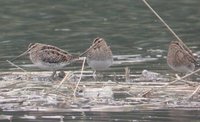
[0,110,199,122]
[0,0,200,121]
[1,0,200,73]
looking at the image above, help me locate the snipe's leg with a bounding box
[49,70,57,81]
[94,71,104,81]
[96,72,104,81]
[92,70,97,81]
[58,70,66,78]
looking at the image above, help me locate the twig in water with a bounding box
[163,68,200,87]
[55,72,74,90]
[6,60,27,72]
[174,74,195,86]
[0,81,25,89]
[141,88,153,98]
[188,85,200,100]
[73,57,86,97]
[42,72,74,95]
[125,67,130,82]
[142,68,200,97]
[142,0,193,56]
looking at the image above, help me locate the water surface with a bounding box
[0,0,200,73]
[0,0,200,121]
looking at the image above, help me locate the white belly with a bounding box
[34,62,67,71]
[87,59,113,71]
[169,64,195,73]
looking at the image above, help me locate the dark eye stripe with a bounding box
[93,37,102,44]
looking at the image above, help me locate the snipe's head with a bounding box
[92,37,107,46]
[169,41,183,50]
[79,37,109,57]
[11,43,41,61]
[27,43,42,52]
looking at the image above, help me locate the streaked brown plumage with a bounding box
[11,43,78,79]
[80,37,113,71]
[167,41,197,73]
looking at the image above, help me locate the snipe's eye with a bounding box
[171,41,180,46]
[175,42,180,45]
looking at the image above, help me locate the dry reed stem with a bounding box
[175,74,196,86]
[125,67,130,82]
[163,68,200,87]
[142,0,193,56]
[55,72,73,90]
[6,60,27,72]
[188,85,200,99]
[0,81,25,89]
[142,0,200,97]
[142,68,200,97]
[73,57,86,97]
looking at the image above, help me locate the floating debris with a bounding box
[132,69,169,82]
[0,71,199,112]
[83,86,113,98]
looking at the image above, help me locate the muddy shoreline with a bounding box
[0,71,199,112]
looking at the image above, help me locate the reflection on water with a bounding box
[1,110,200,122]
[0,0,200,121]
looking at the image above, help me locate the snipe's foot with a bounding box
[58,70,66,78]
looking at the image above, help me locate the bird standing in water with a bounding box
[11,43,78,80]
[79,37,113,79]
